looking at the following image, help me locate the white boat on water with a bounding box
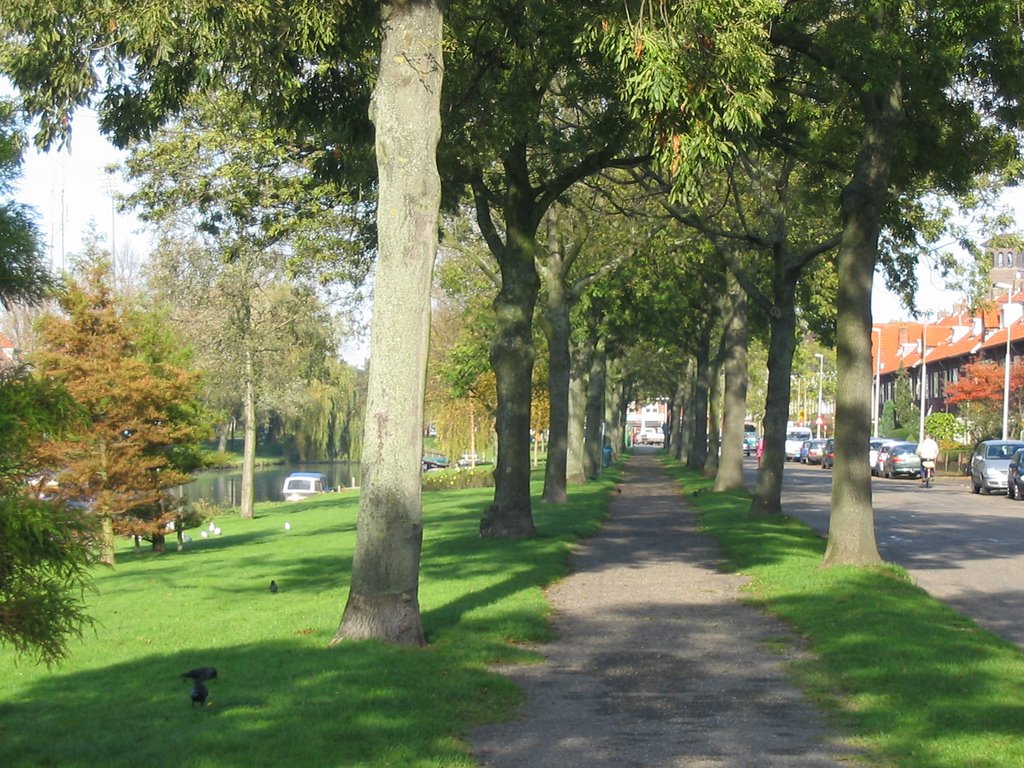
[281,472,329,501]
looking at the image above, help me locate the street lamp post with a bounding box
[996,283,1013,440]
[814,353,824,439]
[919,317,928,445]
[872,326,882,439]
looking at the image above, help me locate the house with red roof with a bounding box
[871,289,1024,429]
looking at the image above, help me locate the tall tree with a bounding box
[32,260,205,564]
[0,109,95,665]
[441,3,644,537]
[334,0,443,645]
[0,0,445,645]
[769,2,1024,566]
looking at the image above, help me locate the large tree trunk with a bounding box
[481,231,540,537]
[334,0,443,646]
[750,293,799,516]
[823,85,900,567]
[240,351,257,520]
[715,277,749,491]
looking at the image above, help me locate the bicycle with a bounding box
[921,459,935,488]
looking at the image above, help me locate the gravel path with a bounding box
[471,452,858,768]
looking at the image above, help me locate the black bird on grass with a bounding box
[190,680,209,707]
[269,580,278,593]
[181,666,218,682]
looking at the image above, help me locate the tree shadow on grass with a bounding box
[0,638,518,768]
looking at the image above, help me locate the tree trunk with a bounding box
[240,351,257,520]
[823,84,900,567]
[750,296,799,516]
[604,356,625,460]
[671,380,686,460]
[334,0,443,645]
[715,277,749,491]
[98,514,115,566]
[481,222,540,537]
[583,334,606,479]
[567,336,589,484]
[687,325,712,472]
[677,367,694,463]
[705,356,722,477]
[541,215,571,503]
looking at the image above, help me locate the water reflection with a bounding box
[176,463,360,507]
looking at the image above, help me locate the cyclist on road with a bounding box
[917,434,939,484]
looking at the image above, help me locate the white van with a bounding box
[784,427,813,461]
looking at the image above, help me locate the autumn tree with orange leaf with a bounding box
[945,359,1024,442]
[32,259,207,564]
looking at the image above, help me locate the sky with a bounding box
[11,106,1024,328]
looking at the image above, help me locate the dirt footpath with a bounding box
[471,452,859,768]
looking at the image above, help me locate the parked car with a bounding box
[804,438,829,465]
[872,439,903,476]
[785,427,814,460]
[971,439,1024,494]
[422,453,450,471]
[637,427,665,446]
[868,439,886,471]
[743,424,759,456]
[821,439,835,469]
[882,443,921,478]
[1006,447,1024,499]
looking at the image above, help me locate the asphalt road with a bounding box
[744,457,1024,649]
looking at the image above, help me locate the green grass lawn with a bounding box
[0,469,615,768]
[662,457,1024,768]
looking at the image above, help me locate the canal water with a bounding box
[177,463,360,507]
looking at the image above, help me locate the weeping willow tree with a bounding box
[284,360,366,463]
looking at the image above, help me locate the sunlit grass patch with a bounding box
[0,465,618,768]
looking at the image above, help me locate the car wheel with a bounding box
[1009,482,1017,500]
[972,481,981,494]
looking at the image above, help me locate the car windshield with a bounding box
[987,444,1020,459]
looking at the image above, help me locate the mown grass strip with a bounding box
[662,458,1024,768]
[0,466,616,768]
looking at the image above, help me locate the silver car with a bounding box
[971,440,1024,494]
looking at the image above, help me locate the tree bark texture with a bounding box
[715,277,749,491]
[823,85,901,567]
[335,0,444,645]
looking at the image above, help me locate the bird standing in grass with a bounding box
[181,666,218,682]
[190,680,208,707]
[270,580,278,593]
